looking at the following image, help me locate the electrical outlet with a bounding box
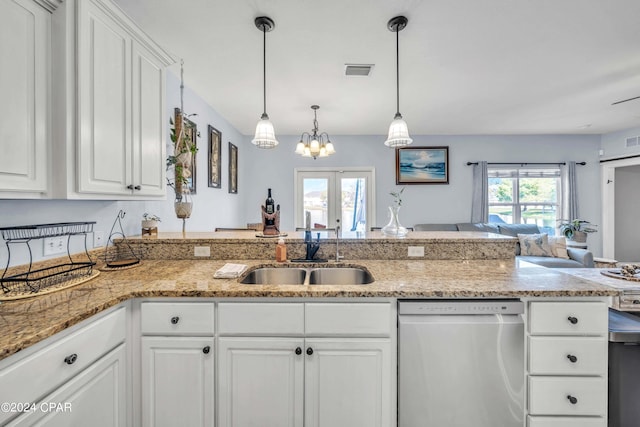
[94,231,105,248]
[407,246,425,257]
[43,236,67,256]
[194,246,211,257]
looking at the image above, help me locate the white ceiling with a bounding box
[115,0,640,136]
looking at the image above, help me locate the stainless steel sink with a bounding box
[240,268,306,285]
[308,268,374,285]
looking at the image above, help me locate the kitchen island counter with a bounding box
[0,258,617,361]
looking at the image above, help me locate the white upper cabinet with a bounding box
[72,0,171,198]
[0,0,53,198]
[53,0,174,200]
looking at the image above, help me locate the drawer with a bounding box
[527,416,606,427]
[528,336,607,375]
[218,303,304,335]
[529,302,607,336]
[141,302,214,335]
[528,376,606,416]
[0,307,126,425]
[305,303,391,336]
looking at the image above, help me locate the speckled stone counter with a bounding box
[0,258,618,361]
[124,230,518,260]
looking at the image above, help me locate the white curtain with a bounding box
[471,161,488,223]
[559,161,579,222]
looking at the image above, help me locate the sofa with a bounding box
[413,223,594,268]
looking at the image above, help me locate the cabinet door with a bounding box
[0,0,49,197]
[8,344,127,427]
[304,338,392,427]
[77,0,132,195]
[218,337,304,427]
[141,337,214,427]
[131,41,165,196]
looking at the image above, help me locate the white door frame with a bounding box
[601,156,640,258]
[293,167,376,230]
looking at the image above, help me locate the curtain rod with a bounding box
[465,161,586,166]
[599,154,640,164]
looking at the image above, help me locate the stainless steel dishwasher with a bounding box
[398,299,525,427]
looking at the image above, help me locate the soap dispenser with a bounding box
[276,237,287,262]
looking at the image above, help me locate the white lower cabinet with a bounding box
[527,300,608,426]
[216,302,393,427]
[140,337,215,427]
[8,344,127,427]
[304,338,391,427]
[0,306,127,426]
[217,337,304,427]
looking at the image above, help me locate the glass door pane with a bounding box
[340,177,367,232]
[302,178,329,228]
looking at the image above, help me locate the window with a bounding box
[294,168,375,232]
[488,167,560,235]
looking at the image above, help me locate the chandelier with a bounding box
[295,105,336,159]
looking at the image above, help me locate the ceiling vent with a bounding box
[345,64,374,76]
[626,136,639,148]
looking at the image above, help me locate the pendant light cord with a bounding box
[395,27,400,116]
[263,25,267,116]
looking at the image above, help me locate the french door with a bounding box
[294,168,375,232]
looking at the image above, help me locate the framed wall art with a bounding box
[208,125,221,188]
[228,142,238,194]
[396,146,449,184]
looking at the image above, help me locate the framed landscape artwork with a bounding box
[208,125,221,188]
[228,142,238,194]
[396,146,449,184]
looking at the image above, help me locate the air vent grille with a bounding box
[626,136,639,148]
[345,64,374,76]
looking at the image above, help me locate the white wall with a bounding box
[614,165,640,262]
[0,71,246,266]
[600,125,640,159]
[242,133,604,254]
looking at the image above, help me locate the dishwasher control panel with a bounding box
[398,299,524,315]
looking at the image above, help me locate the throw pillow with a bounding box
[517,233,553,257]
[548,236,570,259]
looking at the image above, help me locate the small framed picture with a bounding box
[396,146,449,184]
[228,142,238,194]
[208,125,221,188]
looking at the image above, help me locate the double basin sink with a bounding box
[240,266,374,286]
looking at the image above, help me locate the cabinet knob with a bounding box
[306,347,313,356]
[567,395,578,405]
[170,316,180,325]
[295,347,302,355]
[126,185,142,190]
[64,354,78,365]
[567,354,578,363]
[203,346,210,354]
[567,316,578,324]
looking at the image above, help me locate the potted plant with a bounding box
[557,219,598,242]
[141,213,161,229]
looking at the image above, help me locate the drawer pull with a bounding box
[170,316,180,325]
[567,395,578,405]
[567,316,579,324]
[295,347,302,355]
[567,354,578,363]
[126,185,141,190]
[306,347,314,356]
[202,346,210,354]
[64,354,78,365]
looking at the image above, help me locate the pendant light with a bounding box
[295,105,336,159]
[384,16,413,148]
[252,16,278,148]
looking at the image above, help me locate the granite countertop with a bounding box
[0,258,618,362]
